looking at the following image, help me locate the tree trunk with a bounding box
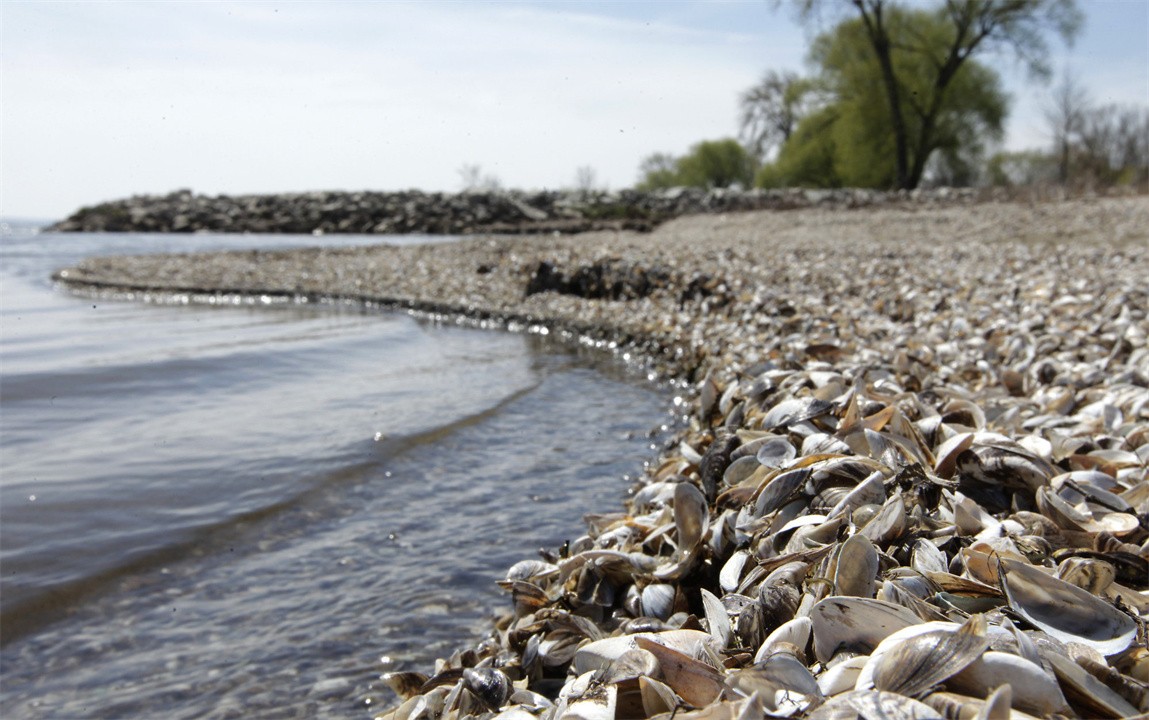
[856,2,911,189]
[876,43,912,189]
[1059,138,1070,184]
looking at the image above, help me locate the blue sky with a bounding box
[2,1,1146,220]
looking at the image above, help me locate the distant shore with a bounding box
[55,196,1149,717]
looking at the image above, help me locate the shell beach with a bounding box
[57,196,1149,719]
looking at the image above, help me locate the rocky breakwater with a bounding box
[45,187,985,236]
[54,197,1149,719]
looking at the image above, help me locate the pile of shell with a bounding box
[378,358,1148,719]
[50,194,1147,719]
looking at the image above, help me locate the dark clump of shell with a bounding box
[376,202,1148,720]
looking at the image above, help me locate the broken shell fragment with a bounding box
[572,630,717,676]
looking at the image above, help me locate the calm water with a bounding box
[0,224,672,718]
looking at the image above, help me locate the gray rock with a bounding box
[44,186,997,235]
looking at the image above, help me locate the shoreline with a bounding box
[55,198,1149,718]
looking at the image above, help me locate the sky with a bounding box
[2,0,1147,220]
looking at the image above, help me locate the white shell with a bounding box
[571,629,716,676]
[754,616,813,664]
[1000,558,1138,656]
[948,651,1070,716]
[809,596,921,664]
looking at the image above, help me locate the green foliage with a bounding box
[756,106,841,188]
[986,150,1058,186]
[779,0,1080,188]
[755,7,1009,189]
[637,140,754,190]
[635,153,680,190]
[676,139,755,189]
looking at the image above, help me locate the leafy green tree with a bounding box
[786,0,1082,189]
[676,139,755,189]
[755,106,842,188]
[635,153,680,190]
[758,9,1008,189]
[636,140,754,190]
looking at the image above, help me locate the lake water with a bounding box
[0,224,673,719]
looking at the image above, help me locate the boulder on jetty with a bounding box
[45,186,985,235]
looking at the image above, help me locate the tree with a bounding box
[574,166,599,193]
[635,153,680,190]
[757,9,1008,189]
[755,106,842,188]
[1036,70,1149,188]
[1076,103,1149,187]
[985,150,1057,187]
[458,164,502,192]
[738,70,815,163]
[1044,71,1090,184]
[636,140,754,190]
[787,0,1083,189]
[676,139,755,189]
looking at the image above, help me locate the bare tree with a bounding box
[574,166,598,194]
[738,70,811,162]
[1044,71,1090,184]
[1078,104,1149,186]
[458,164,481,191]
[1110,106,1149,185]
[458,164,502,192]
